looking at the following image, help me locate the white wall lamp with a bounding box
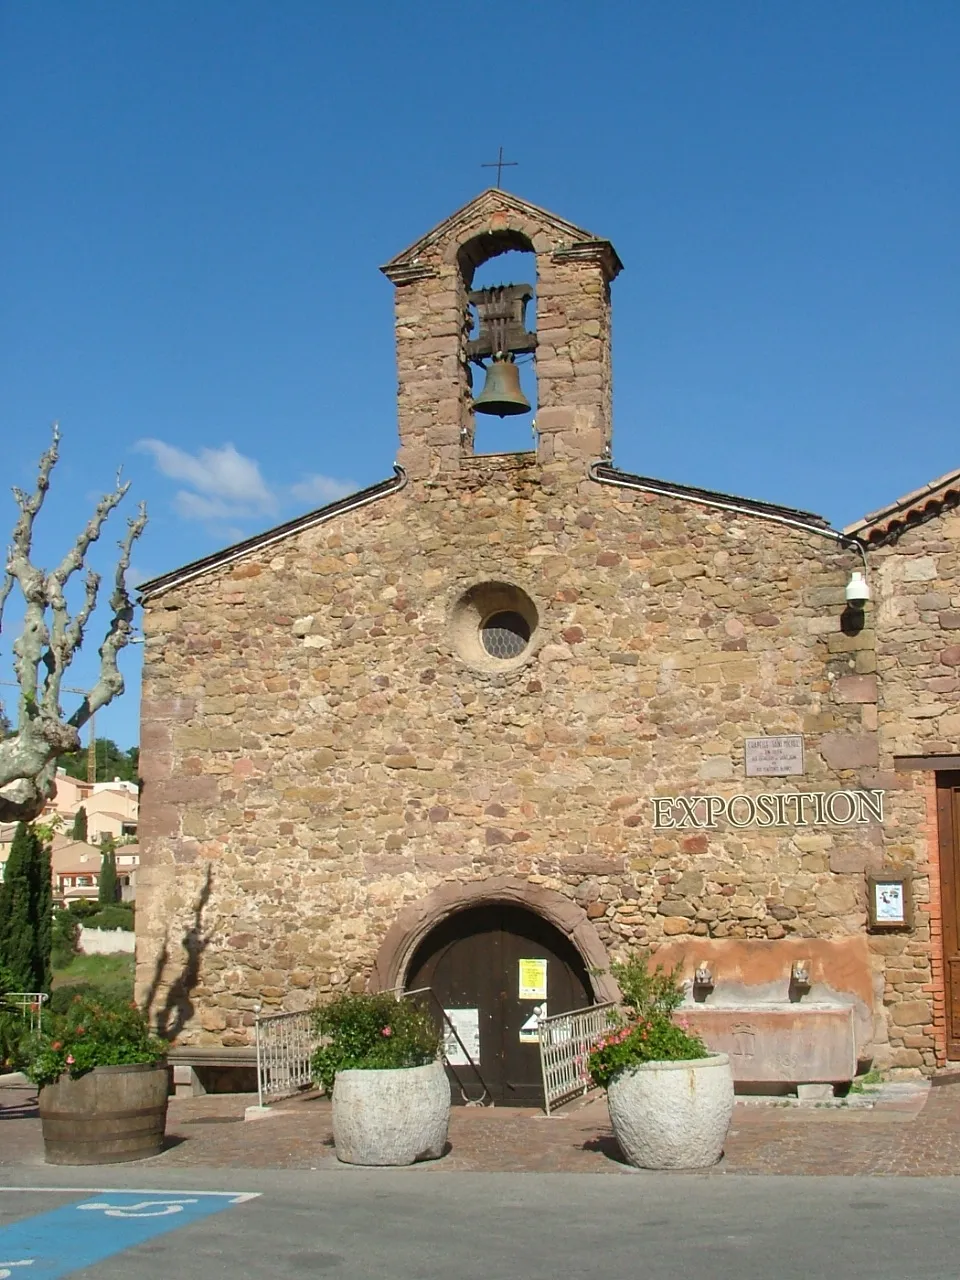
[845,570,871,608]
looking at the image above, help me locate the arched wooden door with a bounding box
[406,904,593,1106]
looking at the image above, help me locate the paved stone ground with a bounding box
[3,1079,959,1175]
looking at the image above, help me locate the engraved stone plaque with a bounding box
[682,1006,856,1082]
[745,735,804,777]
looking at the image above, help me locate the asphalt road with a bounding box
[1,1167,958,1279]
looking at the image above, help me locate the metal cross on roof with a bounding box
[481,146,518,189]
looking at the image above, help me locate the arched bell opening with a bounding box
[461,234,538,458]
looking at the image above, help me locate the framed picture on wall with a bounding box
[867,874,912,930]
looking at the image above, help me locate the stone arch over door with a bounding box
[370,875,620,1005]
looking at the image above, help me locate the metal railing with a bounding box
[403,986,494,1106]
[538,1001,618,1115]
[255,987,497,1110]
[254,1009,316,1107]
[2,992,48,1033]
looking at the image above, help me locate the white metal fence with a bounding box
[1,992,48,1033]
[254,994,615,1114]
[538,1002,618,1115]
[254,1009,316,1106]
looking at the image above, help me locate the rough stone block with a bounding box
[820,732,879,770]
[833,675,878,704]
[796,1083,834,1100]
[901,557,937,582]
[890,1000,930,1027]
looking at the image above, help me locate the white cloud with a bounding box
[172,492,245,523]
[137,440,276,517]
[290,473,356,507]
[138,438,355,533]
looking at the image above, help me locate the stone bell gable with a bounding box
[380,188,622,479]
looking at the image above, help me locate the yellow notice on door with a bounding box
[518,957,547,1000]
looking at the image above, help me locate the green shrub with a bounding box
[47,983,96,1015]
[0,962,20,999]
[71,807,88,842]
[0,964,36,1069]
[67,899,101,921]
[587,1017,708,1089]
[0,1011,27,1071]
[84,904,134,932]
[612,955,687,1020]
[23,993,166,1089]
[98,842,118,905]
[311,992,441,1094]
[0,822,52,992]
[587,954,708,1090]
[51,910,81,969]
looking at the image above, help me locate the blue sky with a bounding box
[1,1,957,750]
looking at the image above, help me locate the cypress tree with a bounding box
[98,838,118,905]
[71,806,88,842]
[33,834,52,992]
[0,823,52,992]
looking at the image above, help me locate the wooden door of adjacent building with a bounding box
[406,904,592,1106]
[937,772,960,1060]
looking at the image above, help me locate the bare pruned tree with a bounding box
[0,425,147,823]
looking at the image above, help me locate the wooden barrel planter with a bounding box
[39,1062,169,1165]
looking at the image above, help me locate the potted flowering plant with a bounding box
[588,956,734,1169]
[312,991,449,1166]
[24,993,168,1165]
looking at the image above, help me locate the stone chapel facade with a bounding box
[136,190,960,1094]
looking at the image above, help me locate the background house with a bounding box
[0,774,140,901]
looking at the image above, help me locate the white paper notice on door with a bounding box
[519,1002,547,1044]
[518,957,548,1000]
[442,1008,480,1066]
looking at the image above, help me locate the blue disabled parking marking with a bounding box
[0,1189,259,1278]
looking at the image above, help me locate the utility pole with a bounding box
[86,708,97,784]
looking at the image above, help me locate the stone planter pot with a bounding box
[39,1062,169,1165]
[607,1053,734,1169]
[332,1059,451,1166]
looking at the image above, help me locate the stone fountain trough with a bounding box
[652,937,874,1087]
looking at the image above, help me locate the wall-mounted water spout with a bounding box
[692,962,715,1002]
[789,959,812,1001]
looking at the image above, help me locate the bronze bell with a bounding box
[472,354,531,417]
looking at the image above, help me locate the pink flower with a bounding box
[382,1026,392,1037]
[51,1041,62,1051]
[66,1055,75,1065]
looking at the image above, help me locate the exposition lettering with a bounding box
[651,789,884,830]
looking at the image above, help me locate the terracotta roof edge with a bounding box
[843,468,960,537]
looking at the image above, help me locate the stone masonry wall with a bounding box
[873,509,960,759]
[135,461,932,1068]
[864,508,960,1067]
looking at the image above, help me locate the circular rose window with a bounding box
[480,610,531,659]
[451,582,539,671]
